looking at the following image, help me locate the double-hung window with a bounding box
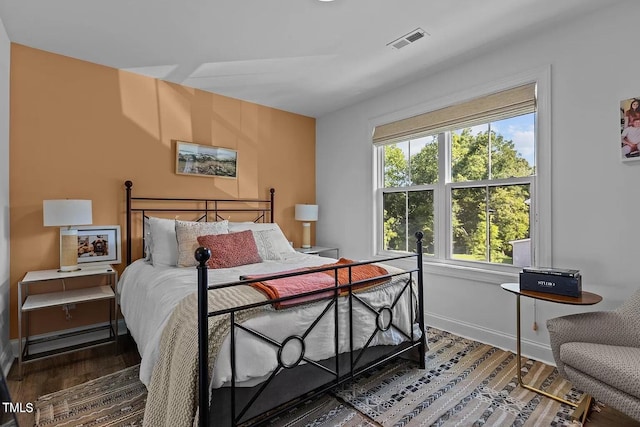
[374,83,537,268]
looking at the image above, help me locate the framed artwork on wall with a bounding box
[74,225,122,266]
[620,97,640,162]
[175,140,238,178]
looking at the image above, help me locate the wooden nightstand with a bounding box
[294,246,340,258]
[17,265,118,379]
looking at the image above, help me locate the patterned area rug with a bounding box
[264,394,375,427]
[34,365,146,427]
[334,328,583,426]
[34,328,584,426]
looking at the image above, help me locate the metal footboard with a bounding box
[196,232,426,426]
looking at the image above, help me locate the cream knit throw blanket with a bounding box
[142,285,268,427]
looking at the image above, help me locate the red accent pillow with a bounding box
[197,230,262,269]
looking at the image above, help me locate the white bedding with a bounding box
[118,253,419,388]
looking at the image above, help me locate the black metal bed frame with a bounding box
[123,180,426,426]
[124,180,275,264]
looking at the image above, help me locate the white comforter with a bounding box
[118,253,419,388]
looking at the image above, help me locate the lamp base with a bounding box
[301,222,311,249]
[60,229,80,273]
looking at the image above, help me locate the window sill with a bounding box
[374,253,521,285]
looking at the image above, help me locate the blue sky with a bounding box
[396,112,536,167]
[470,113,535,166]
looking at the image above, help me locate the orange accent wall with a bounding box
[9,44,316,339]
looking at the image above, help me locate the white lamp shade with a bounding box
[43,199,93,227]
[295,204,318,222]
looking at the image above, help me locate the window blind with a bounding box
[373,83,536,145]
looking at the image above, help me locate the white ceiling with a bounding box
[0,0,624,118]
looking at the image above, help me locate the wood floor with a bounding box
[5,336,141,427]
[5,335,639,427]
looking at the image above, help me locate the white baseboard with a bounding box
[425,312,556,367]
[8,319,128,372]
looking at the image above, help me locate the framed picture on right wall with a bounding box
[620,97,640,162]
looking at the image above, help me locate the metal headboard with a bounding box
[124,180,275,265]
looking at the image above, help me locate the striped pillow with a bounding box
[175,220,229,267]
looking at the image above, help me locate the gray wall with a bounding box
[316,1,638,364]
[0,14,10,375]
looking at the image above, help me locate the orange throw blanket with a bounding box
[247,270,336,309]
[246,258,389,309]
[318,258,390,292]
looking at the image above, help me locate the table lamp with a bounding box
[294,204,318,249]
[43,199,93,272]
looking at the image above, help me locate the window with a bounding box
[382,135,438,255]
[375,83,537,268]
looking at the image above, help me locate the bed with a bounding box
[119,180,426,426]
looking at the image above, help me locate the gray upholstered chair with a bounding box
[546,289,640,421]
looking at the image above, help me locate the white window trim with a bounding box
[370,66,552,280]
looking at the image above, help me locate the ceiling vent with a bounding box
[388,28,428,50]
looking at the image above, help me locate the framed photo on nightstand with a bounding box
[73,225,122,266]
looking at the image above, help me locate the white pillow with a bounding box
[228,222,295,258]
[175,220,229,267]
[252,228,296,260]
[143,217,152,261]
[228,222,282,233]
[148,217,179,267]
